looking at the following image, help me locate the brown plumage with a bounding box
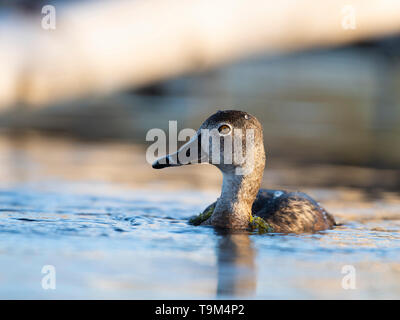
[201,190,335,233]
[153,110,336,233]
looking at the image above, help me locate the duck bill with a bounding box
[152,132,207,169]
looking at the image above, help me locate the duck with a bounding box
[152,110,336,233]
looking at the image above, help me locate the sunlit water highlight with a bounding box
[1,183,400,299]
[0,135,399,299]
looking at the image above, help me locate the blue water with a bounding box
[0,134,398,299]
[1,182,400,299]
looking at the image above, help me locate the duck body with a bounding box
[200,189,335,233]
[152,110,336,233]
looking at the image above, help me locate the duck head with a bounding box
[152,110,266,229]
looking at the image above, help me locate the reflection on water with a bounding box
[216,232,256,297]
[0,133,399,299]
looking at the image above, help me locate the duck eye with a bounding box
[218,124,231,135]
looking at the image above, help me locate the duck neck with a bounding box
[211,160,265,229]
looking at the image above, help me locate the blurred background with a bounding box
[0,0,399,193]
[1,0,400,300]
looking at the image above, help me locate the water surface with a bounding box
[0,134,399,299]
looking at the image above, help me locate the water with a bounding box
[0,134,400,299]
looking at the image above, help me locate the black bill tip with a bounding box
[152,156,173,169]
[152,160,169,169]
